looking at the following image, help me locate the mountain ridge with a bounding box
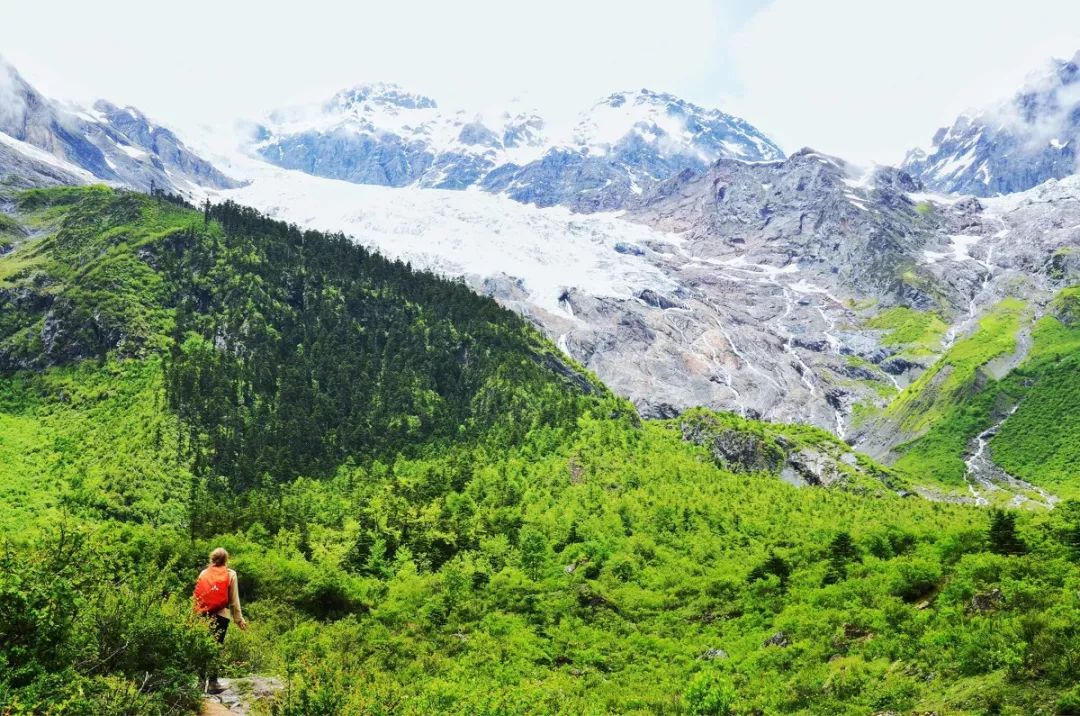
[252,84,785,211]
[903,50,1080,196]
[0,56,238,195]
[3,54,1080,507]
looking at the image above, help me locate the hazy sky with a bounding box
[2,0,1078,164]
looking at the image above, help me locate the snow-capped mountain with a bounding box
[0,57,238,194]
[254,83,548,191]
[903,50,1080,196]
[252,85,784,211]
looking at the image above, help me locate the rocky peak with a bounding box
[0,57,236,194]
[904,50,1080,196]
[0,58,55,141]
[329,82,438,111]
[253,83,783,211]
[573,89,784,165]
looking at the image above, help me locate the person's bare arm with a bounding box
[229,570,247,629]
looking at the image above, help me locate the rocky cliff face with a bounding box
[533,150,949,432]
[252,85,784,211]
[904,51,1080,196]
[676,408,902,492]
[0,132,92,189]
[0,58,238,194]
[545,149,1080,437]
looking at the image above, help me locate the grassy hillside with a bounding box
[865,306,948,358]
[2,188,1079,715]
[887,289,1080,500]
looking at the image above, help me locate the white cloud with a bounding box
[0,0,749,134]
[0,58,29,133]
[725,0,1080,164]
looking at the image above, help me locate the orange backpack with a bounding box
[193,566,231,614]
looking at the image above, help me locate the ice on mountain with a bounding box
[251,84,784,212]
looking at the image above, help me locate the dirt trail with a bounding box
[201,701,236,716]
[201,676,283,716]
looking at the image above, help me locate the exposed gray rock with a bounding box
[679,417,785,474]
[637,288,685,310]
[0,137,88,188]
[260,128,436,187]
[783,447,848,488]
[205,676,283,715]
[967,588,1004,613]
[676,409,896,489]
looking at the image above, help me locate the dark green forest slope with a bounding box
[1,187,1079,715]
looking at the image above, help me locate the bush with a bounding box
[888,557,942,602]
[684,671,736,716]
[0,530,213,714]
[1058,684,1080,715]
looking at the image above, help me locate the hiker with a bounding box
[193,547,247,694]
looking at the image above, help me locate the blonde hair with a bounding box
[209,547,229,567]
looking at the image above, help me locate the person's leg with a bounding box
[211,615,230,644]
[207,616,230,693]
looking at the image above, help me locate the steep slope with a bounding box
[0,130,93,189]
[2,187,1079,716]
[847,174,1080,502]
[480,90,785,211]
[0,185,891,491]
[252,85,783,211]
[624,150,1080,441]
[611,151,970,429]
[883,287,1080,505]
[0,57,238,194]
[904,50,1080,196]
[255,83,547,190]
[858,277,1080,506]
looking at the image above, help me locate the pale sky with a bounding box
[2,0,1078,165]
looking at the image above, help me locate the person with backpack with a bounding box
[193,547,247,693]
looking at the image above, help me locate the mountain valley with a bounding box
[2,43,1080,715]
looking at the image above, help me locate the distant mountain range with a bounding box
[252,84,785,211]
[4,52,1080,497]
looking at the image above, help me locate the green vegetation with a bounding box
[0,212,25,251]
[2,188,1079,714]
[891,292,1080,499]
[887,298,1024,436]
[0,358,190,532]
[983,308,1080,494]
[865,306,947,354]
